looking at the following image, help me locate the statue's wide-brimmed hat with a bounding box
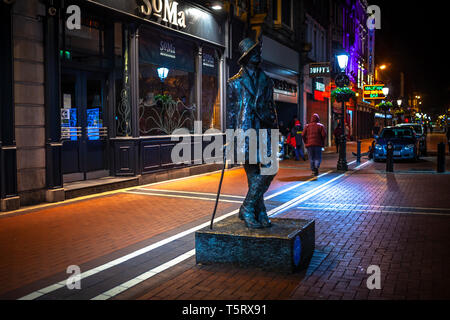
[238,38,261,65]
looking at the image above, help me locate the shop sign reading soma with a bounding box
[139,0,187,28]
[88,0,224,46]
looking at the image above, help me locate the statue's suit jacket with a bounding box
[226,67,278,164]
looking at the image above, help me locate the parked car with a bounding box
[396,123,427,156]
[373,127,420,162]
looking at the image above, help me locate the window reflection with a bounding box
[202,46,221,132]
[138,28,196,136]
[139,64,196,135]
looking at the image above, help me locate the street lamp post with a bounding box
[382,87,390,127]
[397,99,402,124]
[336,53,350,172]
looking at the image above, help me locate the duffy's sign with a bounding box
[139,0,187,28]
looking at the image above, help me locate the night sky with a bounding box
[371,0,449,117]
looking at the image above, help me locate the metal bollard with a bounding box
[437,142,446,173]
[386,142,394,172]
[356,140,362,164]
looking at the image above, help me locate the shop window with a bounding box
[60,16,107,68]
[281,0,292,29]
[202,47,221,132]
[273,0,279,22]
[138,28,196,136]
[253,0,267,14]
[114,23,127,137]
[274,0,292,28]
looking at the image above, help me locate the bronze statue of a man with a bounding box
[227,38,279,229]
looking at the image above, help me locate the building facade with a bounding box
[245,0,302,130]
[1,0,229,210]
[0,0,378,211]
[299,0,377,145]
[300,0,332,145]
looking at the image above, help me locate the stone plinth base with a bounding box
[195,216,315,273]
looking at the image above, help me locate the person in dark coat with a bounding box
[227,37,278,229]
[291,120,306,161]
[303,114,327,176]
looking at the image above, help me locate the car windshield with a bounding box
[381,128,414,139]
[398,124,422,135]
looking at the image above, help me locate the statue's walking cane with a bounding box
[210,144,228,230]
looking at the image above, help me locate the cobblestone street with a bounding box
[1,136,449,300]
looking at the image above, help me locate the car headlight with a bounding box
[375,144,383,150]
[405,144,415,149]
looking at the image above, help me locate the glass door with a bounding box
[84,73,109,179]
[61,70,109,183]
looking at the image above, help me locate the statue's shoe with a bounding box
[238,207,244,220]
[240,203,270,227]
[241,206,263,229]
[258,210,272,228]
[244,215,263,229]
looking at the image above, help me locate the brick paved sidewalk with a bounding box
[116,167,450,300]
[0,193,240,297]
[1,148,449,300]
[0,157,348,298]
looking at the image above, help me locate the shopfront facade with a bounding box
[260,35,300,132]
[354,103,376,140]
[2,0,227,209]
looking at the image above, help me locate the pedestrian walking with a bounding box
[291,120,306,161]
[345,122,350,140]
[286,131,296,159]
[289,115,299,134]
[303,114,327,176]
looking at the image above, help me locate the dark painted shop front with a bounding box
[47,0,226,187]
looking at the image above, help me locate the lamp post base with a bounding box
[337,100,348,172]
[337,160,348,172]
[337,136,348,171]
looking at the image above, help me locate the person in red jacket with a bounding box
[303,113,327,176]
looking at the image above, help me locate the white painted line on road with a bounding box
[266,171,332,199]
[294,206,450,217]
[91,250,196,300]
[17,209,237,300]
[126,191,243,204]
[91,169,359,300]
[18,160,368,300]
[303,202,450,212]
[269,160,370,217]
[2,167,241,219]
[268,174,345,217]
[354,160,372,170]
[132,189,246,199]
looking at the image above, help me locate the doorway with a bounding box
[61,70,109,183]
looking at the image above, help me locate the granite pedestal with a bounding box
[195,216,315,273]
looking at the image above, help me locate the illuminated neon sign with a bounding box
[315,82,325,92]
[309,62,331,78]
[363,84,386,100]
